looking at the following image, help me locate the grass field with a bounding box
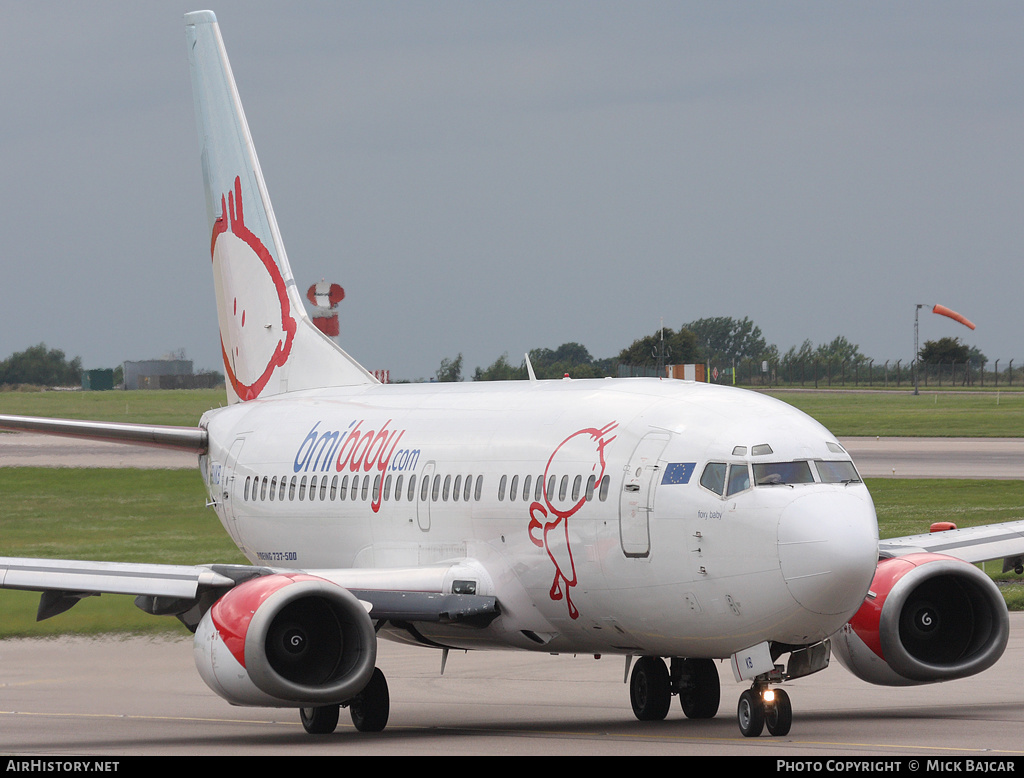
[0,467,245,637]
[762,389,1024,437]
[0,388,226,427]
[0,467,1021,637]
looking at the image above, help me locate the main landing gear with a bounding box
[628,656,792,737]
[299,667,390,735]
[629,656,721,722]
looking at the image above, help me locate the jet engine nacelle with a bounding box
[193,573,377,707]
[832,553,1009,686]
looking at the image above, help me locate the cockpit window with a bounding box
[815,460,861,483]
[726,463,751,496]
[699,462,726,496]
[753,461,814,486]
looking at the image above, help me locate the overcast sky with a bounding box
[2,2,1021,381]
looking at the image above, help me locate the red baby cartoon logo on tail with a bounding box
[210,176,297,401]
[528,422,618,619]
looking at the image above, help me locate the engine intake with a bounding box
[194,573,377,707]
[833,553,1009,686]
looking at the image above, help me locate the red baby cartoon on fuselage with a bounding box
[528,422,618,620]
[210,176,297,401]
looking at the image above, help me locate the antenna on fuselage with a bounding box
[525,353,538,382]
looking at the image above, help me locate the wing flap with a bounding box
[0,557,235,599]
[879,519,1024,565]
[1,557,499,626]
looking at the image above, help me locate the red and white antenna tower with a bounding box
[306,280,345,337]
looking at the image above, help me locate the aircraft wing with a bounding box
[0,557,498,628]
[879,519,1024,570]
[0,414,207,452]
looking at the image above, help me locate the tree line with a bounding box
[0,343,82,387]
[435,318,990,383]
[0,326,991,389]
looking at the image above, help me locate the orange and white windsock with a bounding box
[932,304,975,330]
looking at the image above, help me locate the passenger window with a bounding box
[383,475,392,501]
[522,475,532,501]
[372,475,380,503]
[289,476,297,501]
[452,475,462,502]
[351,475,360,501]
[727,464,751,496]
[299,476,307,501]
[443,475,451,501]
[464,474,473,502]
[408,474,417,501]
[339,475,349,501]
[598,475,610,501]
[585,474,596,501]
[330,475,338,501]
[260,476,268,501]
[270,476,277,501]
[509,475,519,502]
[572,475,582,502]
[278,477,286,502]
[475,475,484,501]
[395,474,404,500]
[700,463,726,496]
[431,474,441,501]
[498,475,507,501]
[420,475,430,502]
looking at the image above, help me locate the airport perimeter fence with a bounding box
[723,359,1024,389]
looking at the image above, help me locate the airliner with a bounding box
[2,10,1024,739]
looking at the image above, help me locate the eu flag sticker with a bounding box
[662,462,696,485]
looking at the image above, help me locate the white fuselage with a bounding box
[200,378,880,659]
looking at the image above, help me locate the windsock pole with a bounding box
[914,303,976,395]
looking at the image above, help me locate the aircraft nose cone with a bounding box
[778,491,878,616]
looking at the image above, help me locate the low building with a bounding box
[122,359,221,390]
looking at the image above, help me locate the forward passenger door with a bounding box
[619,432,670,557]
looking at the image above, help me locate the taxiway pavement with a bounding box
[0,621,1022,757]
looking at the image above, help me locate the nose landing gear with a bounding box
[737,684,791,737]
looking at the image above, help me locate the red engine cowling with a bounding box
[832,553,1009,686]
[193,573,377,707]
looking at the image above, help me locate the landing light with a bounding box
[762,689,775,703]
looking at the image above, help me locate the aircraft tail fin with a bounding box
[185,11,376,403]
